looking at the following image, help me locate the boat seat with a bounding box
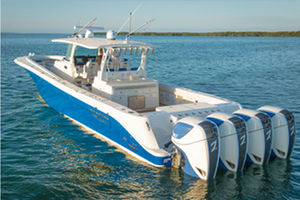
[105,60,129,72]
[82,61,99,79]
[120,59,129,70]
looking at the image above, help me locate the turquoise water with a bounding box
[1,33,300,199]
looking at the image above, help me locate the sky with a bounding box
[1,0,300,33]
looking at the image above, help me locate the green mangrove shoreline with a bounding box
[95,31,300,37]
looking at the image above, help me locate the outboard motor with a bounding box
[171,117,220,181]
[258,106,295,159]
[234,109,272,165]
[207,113,248,172]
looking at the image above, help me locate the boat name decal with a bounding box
[128,144,138,152]
[89,108,109,121]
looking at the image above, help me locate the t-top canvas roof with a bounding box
[52,37,158,49]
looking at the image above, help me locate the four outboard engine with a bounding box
[258,106,295,159]
[233,109,272,165]
[171,106,294,180]
[207,113,248,172]
[171,117,220,180]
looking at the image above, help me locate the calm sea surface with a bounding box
[1,33,300,199]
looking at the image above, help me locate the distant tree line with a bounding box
[95,31,300,37]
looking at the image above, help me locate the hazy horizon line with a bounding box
[2,30,300,35]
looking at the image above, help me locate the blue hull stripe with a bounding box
[27,70,171,167]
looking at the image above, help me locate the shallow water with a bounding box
[1,33,300,199]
